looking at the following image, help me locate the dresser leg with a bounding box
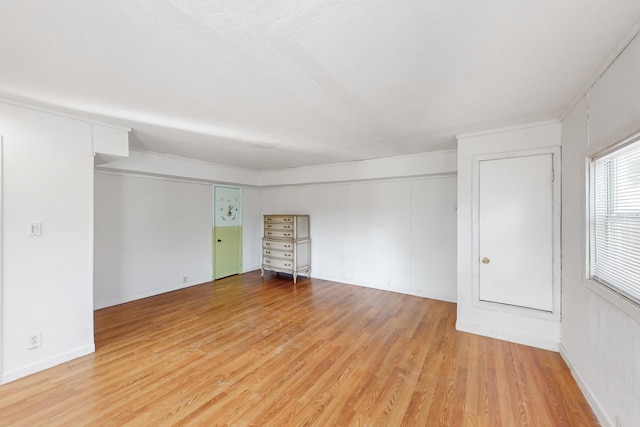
[293,273,297,284]
[260,267,264,277]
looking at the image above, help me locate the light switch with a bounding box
[29,222,42,236]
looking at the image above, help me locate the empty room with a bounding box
[0,1,639,426]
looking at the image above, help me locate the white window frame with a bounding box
[586,131,640,321]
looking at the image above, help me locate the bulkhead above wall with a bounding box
[93,124,130,166]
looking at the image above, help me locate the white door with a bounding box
[477,153,554,311]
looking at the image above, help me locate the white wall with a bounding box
[94,172,263,308]
[98,150,260,186]
[259,175,458,302]
[0,101,95,383]
[560,33,640,427]
[98,148,457,188]
[94,172,214,309]
[260,150,457,186]
[456,122,562,350]
[95,152,458,305]
[241,186,263,273]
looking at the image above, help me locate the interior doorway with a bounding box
[213,186,242,280]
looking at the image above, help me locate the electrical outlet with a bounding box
[27,332,42,350]
[183,276,188,283]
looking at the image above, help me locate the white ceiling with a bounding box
[1,1,639,171]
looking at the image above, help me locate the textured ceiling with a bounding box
[1,1,639,170]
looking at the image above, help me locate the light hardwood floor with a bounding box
[0,271,597,426]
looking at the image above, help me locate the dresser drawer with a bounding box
[263,257,294,270]
[263,248,293,259]
[263,240,294,251]
[264,230,294,239]
[264,223,294,231]
[264,215,294,224]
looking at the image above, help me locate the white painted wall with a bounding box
[241,186,263,273]
[95,151,458,302]
[456,122,562,350]
[98,150,261,186]
[260,150,457,186]
[259,176,458,302]
[94,172,263,308]
[560,33,640,427]
[94,173,214,309]
[97,149,457,188]
[92,124,129,157]
[0,101,95,383]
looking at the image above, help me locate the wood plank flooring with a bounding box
[0,271,597,426]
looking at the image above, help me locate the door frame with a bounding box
[471,146,561,321]
[213,185,243,280]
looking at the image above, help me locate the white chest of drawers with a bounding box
[261,215,310,284]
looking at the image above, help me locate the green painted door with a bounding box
[213,186,242,279]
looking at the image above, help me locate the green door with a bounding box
[213,186,242,279]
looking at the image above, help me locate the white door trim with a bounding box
[471,146,562,321]
[0,136,3,383]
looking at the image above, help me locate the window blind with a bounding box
[591,137,640,306]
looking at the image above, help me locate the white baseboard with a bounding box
[1,344,95,384]
[559,344,612,427]
[249,268,457,303]
[94,277,212,310]
[308,272,457,303]
[407,288,457,303]
[243,265,262,274]
[455,321,560,351]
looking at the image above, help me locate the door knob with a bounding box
[481,257,490,264]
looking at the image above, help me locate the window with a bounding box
[590,135,640,307]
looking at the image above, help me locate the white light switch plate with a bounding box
[29,222,42,236]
